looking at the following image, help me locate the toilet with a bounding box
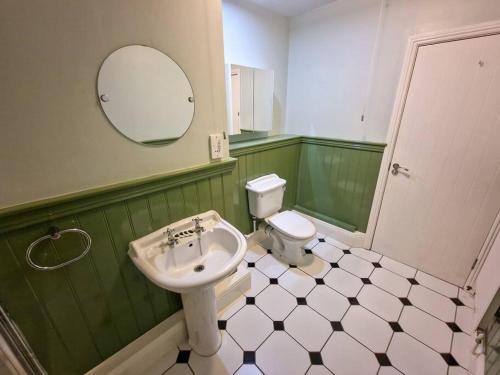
[246,174,316,265]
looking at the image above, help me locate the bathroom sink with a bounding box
[129,210,246,293]
[128,210,247,356]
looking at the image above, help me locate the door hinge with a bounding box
[471,258,478,270]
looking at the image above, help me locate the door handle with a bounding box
[391,163,410,176]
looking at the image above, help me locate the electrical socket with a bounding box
[209,133,223,159]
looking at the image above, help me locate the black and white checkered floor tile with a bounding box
[149,234,476,375]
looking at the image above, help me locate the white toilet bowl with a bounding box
[246,174,316,265]
[262,210,316,265]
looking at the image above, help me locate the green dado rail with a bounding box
[0,135,384,374]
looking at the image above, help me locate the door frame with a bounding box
[364,21,500,289]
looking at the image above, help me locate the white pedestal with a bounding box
[181,286,221,356]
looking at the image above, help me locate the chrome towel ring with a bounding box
[26,227,92,271]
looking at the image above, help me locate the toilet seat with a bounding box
[266,211,316,240]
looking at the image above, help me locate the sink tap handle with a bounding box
[192,217,205,232]
[164,228,179,246]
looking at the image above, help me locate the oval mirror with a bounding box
[97,45,195,145]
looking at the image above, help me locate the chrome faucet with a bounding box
[164,228,178,247]
[192,217,205,234]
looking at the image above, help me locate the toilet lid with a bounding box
[267,211,316,240]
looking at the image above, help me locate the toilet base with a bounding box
[259,224,315,266]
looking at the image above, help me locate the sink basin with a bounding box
[128,210,246,355]
[129,210,246,293]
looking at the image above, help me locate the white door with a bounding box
[373,34,500,287]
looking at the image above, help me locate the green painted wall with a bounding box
[0,135,383,374]
[0,160,236,375]
[296,137,384,232]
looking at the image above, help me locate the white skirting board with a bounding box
[292,210,366,248]
[86,266,250,375]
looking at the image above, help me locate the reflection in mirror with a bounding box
[97,45,195,145]
[225,64,274,136]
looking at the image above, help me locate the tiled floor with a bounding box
[147,234,476,375]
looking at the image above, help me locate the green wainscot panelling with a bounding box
[0,134,384,374]
[0,159,236,375]
[229,135,385,234]
[296,137,385,232]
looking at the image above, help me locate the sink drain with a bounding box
[194,264,205,272]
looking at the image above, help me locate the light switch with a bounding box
[209,133,223,159]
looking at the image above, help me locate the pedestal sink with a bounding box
[128,210,247,356]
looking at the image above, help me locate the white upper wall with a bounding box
[222,0,289,134]
[0,0,227,208]
[286,0,381,141]
[286,0,500,143]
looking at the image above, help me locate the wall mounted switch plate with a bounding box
[209,133,223,159]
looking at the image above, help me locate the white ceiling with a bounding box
[243,0,336,17]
